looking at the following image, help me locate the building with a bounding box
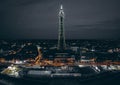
[58,5,66,50]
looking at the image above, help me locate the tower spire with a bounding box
[60,4,63,9]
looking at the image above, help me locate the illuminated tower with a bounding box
[58,5,66,50]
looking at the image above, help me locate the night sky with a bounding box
[0,0,120,39]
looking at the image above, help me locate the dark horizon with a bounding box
[0,0,120,39]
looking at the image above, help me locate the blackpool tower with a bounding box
[58,5,66,50]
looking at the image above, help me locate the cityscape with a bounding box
[0,0,120,85]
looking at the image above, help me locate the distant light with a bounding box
[91,49,95,52]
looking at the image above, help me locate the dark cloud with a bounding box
[0,0,120,39]
[67,18,120,39]
[74,18,120,30]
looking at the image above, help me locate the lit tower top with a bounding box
[60,5,63,9]
[58,5,66,50]
[59,5,64,16]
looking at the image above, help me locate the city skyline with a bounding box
[0,0,120,39]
